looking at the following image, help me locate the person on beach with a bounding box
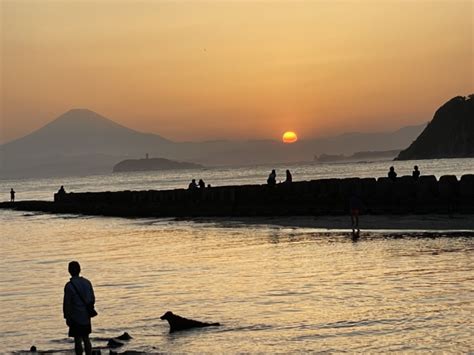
[10,188,15,202]
[388,166,397,181]
[63,261,96,355]
[267,169,276,186]
[349,193,363,233]
[412,166,420,180]
[284,170,292,184]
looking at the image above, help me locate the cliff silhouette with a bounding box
[396,95,474,160]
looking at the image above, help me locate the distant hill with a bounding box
[113,157,204,172]
[176,123,426,166]
[0,108,426,179]
[396,95,474,160]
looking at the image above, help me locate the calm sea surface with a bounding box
[1,159,473,353]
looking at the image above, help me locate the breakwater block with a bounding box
[2,175,473,217]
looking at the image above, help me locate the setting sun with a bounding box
[282,131,298,143]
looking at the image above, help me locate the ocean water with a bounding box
[1,158,473,201]
[1,158,473,353]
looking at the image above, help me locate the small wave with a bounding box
[217,323,273,333]
[318,317,407,330]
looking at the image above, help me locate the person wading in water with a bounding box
[63,261,96,355]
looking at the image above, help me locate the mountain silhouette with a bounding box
[396,95,474,160]
[1,108,426,178]
[2,108,171,157]
[1,109,180,178]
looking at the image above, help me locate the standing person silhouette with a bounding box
[285,170,292,183]
[10,188,15,202]
[388,166,397,182]
[349,193,363,234]
[63,261,96,355]
[412,165,420,180]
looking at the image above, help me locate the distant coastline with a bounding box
[314,149,401,163]
[0,108,425,179]
[113,157,204,173]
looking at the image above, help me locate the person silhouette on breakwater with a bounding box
[267,169,276,186]
[388,166,397,182]
[349,192,363,234]
[198,179,206,189]
[10,188,15,202]
[188,179,198,190]
[284,170,292,183]
[412,165,420,180]
[58,185,66,194]
[63,261,96,355]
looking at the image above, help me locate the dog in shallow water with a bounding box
[160,311,220,333]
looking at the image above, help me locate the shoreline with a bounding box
[201,215,474,232]
[3,205,474,232]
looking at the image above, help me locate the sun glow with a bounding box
[282,131,298,143]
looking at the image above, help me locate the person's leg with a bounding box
[73,336,83,355]
[83,335,92,355]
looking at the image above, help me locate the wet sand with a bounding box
[201,214,474,231]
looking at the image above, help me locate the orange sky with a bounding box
[1,1,472,144]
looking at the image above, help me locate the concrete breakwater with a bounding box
[2,175,473,217]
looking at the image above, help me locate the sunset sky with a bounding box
[1,0,472,144]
